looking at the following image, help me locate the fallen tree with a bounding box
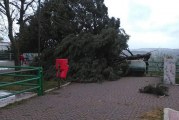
[29,0,130,82]
[111,49,152,75]
[113,49,152,64]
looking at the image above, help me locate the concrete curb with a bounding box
[0,93,37,108]
[45,82,71,93]
[164,108,169,120]
[164,108,179,120]
[0,82,71,108]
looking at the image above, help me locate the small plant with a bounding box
[139,83,169,96]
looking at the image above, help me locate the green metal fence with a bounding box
[0,66,43,99]
[148,62,164,76]
[147,62,179,83]
[176,64,179,83]
[0,53,14,60]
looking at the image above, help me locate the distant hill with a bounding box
[131,48,179,62]
[131,48,179,56]
[132,48,179,52]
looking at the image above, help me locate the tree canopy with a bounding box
[23,0,130,82]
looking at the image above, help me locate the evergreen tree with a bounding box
[27,0,130,82]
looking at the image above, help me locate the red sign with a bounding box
[56,59,69,79]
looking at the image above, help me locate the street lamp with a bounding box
[38,0,41,58]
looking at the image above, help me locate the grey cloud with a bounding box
[128,2,151,22]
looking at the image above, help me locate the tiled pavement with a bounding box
[0,61,14,66]
[0,77,179,120]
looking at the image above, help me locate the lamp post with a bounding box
[38,0,41,58]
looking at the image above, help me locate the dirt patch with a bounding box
[140,108,163,120]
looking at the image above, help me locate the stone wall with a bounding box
[164,57,176,85]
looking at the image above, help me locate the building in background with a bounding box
[0,42,10,51]
[0,39,12,60]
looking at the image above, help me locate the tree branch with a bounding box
[0,2,6,15]
[10,9,15,17]
[125,48,133,56]
[0,2,5,9]
[12,16,16,22]
[121,51,128,57]
[0,13,8,31]
[9,1,20,10]
[0,8,6,15]
[24,0,35,12]
[23,17,30,23]
[29,3,36,13]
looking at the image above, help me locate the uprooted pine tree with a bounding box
[28,0,130,82]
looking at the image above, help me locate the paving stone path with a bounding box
[0,77,179,120]
[0,60,14,66]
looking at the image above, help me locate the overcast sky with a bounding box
[104,0,179,49]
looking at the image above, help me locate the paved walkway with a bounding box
[0,60,14,66]
[0,77,179,120]
[0,60,14,72]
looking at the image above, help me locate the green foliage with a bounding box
[20,0,127,52]
[18,18,39,53]
[27,0,129,82]
[37,27,128,82]
[139,83,169,96]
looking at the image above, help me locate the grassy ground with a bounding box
[0,76,28,91]
[0,76,69,109]
[43,79,69,90]
[146,71,163,77]
[0,76,69,92]
[140,108,163,120]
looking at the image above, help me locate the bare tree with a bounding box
[0,0,37,66]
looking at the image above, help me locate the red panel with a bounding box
[60,70,68,79]
[56,59,69,79]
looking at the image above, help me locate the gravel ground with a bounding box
[0,77,179,120]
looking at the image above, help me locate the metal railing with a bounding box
[147,62,179,82]
[176,64,179,73]
[176,64,179,82]
[0,66,43,99]
[0,53,14,60]
[147,62,164,76]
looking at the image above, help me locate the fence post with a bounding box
[37,67,43,95]
[10,53,12,60]
[164,57,176,85]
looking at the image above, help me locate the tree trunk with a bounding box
[3,0,20,66]
[12,44,20,66]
